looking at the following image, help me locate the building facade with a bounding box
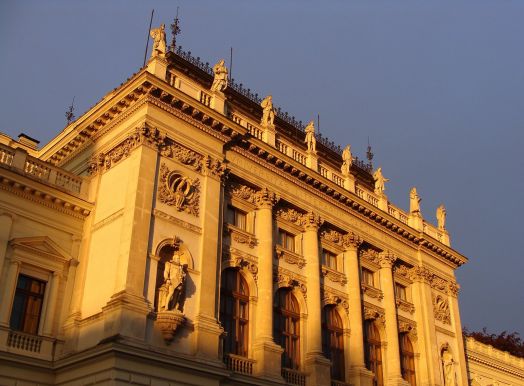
[0,27,518,386]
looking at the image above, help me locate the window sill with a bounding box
[276,246,305,268]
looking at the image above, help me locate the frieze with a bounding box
[160,141,203,171]
[274,266,307,299]
[432,293,451,325]
[275,246,306,268]
[222,248,258,282]
[201,155,227,179]
[321,286,349,314]
[158,163,200,216]
[321,266,347,285]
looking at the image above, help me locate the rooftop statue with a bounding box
[305,121,317,153]
[373,167,389,195]
[341,145,352,175]
[260,95,275,128]
[150,24,167,59]
[210,59,228,93]
[436,204,447,230]
[410,187,421,214]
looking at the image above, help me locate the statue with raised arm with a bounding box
[442,347,456,386]
[260,95,275,127]
[410,187,421,214]
[341,145,352,175]
[436,204,447,230]
[305,121,317,153]
[373,167,389,195]
[211,59,228,92]
[150,24,167,59]
[158,251,188,311]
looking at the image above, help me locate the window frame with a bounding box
[322,305,346,382]
[274,288,301,370]
[9,274,47,335]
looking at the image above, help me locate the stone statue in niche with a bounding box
[150,24,167,58]
[305,121,317,153]
[158,251,188,312]
[436,204,447,230]
[410,187,421,214]
[373,167,389,195]
[211,59,228,92]
[442,345,456,386]
[260,95,275,128]
[341,145,352,175]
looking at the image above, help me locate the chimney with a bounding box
[17,133,40,150]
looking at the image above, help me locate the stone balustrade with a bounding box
[281,368,306,386]
[224,353,255,375]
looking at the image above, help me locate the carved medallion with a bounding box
[158,163,200,216]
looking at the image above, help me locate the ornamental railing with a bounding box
[7,331,43,353]
[223,353,255,375]
[282,368,306,386]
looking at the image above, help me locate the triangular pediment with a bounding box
[9,236,71,262]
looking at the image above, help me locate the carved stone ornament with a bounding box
[408,266,434,283]
[363,304,385,324]
[393,264,413,283]
[361,283,384,300]
[322,287,349,314]
[160,141,203,171]
[158,163,200,216]
[254,188,278,209]
[88,124,166,175]
[222,248,258,282]
[157,309,185,343]
[276,247,306,269]
[447,282,460,297]
[225,224,258,249]
[201,155,227,179]
[378,251,397,268]
[433,293,451,325]
[396,298,415,314]
[276,207,304,226]
[274,267,307,299]
[360,248,380,265]
[227,182,257,204]
[398,317,417,339]
[321,266,347,285]
[302,211,323,230]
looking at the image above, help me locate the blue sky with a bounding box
[1,0,523,335]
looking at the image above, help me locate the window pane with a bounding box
[10,275,46,335]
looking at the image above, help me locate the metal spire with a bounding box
[170,7,181,52]
[65,96,75,125]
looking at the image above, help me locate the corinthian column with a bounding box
[302,212,330,386]
[343,233,374,386]
[378,251,409,386]
[253,188,283,381]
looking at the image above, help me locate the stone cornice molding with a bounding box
[320,265,347,285]
[465,337,524,376]
[408,266,460,297]
[224,224,257,249]
[254,187,279,209]
[378,251,397,269]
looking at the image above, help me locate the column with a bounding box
[42,272,60,336]
[343,233,374,386]
[0,259,20,326]
[448,283,468,386]
[302,212,331,386]
[0,213,13,280]
[378,252,409,386]
[253,188,283,381]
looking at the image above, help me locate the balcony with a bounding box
[282,368,306,386]
[224,353,255,375]
[1,327,56,360]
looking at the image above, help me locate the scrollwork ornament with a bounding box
[158,163,200,216]
[201,155,227,179]
[254,187,278,209]
[302,211,323,230]
[378,251,397,268]
[227,183,256,203]
[276,207,304,225]
[160,141,202,170]
[342,232,362,250]
[433,293,451,324]
[447,282,460,297]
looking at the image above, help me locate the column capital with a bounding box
[378,251,397,269]
[408,265,434,283]
[254,187,279,209]
[342,232,362,250]
[302,211,322,231]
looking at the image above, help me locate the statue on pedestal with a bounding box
[260,95,275,128]
[150,24,167,59]
[305,121,316,153]
[211,59,228,92]
[373,167,389,195]
[442,346,456,386]
[410,187,421,214]
[158,252,187,312]
[341,145,352,175]
[436,204,447,230]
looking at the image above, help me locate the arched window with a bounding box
[274,288,300,370]
[220,269,249,357]
[322,305,345,382]
[364,320,384,386]
[399,333,416,386]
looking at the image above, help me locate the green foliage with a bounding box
[464,327,524,358]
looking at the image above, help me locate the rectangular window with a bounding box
[362,268,375,287]
[323,250,338,271]
[395,283,407,301]
[278,229,295,252]
[10,275,46,335]
[227,206,247,231]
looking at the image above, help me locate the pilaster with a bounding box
[0,213,14,280]
[378,251,410,386]
[253,188,283,381]
[41,272,60,336]
[0,259,20,327]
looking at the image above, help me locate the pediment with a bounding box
[9,236,71,262]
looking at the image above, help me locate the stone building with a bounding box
[0,26,520,386]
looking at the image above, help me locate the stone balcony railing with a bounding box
[223,353,255,375]
[0,143,87,198]
[1,327,56,361]
[282,368,306,386]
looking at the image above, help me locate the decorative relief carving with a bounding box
[363,303,385,324]
[320,229,344,245]
[433,293,451,324]
[158,163,200,216]
[88,124,166,174]
[224,224,257,248]
[447,282,460,297]
[222,248,258,282]
[320,266,347,285]
[322,286,349,314]
[431,276,449,292]
[408,266,433,283]
[396,298,415,314]
[302,211,323,230]
[398,316,417,339]
[160,141,202,170]
[276,207,304,226]
[274,267,307,298]
[201,155,227,178]
[227,182,257,204]
[360,248,380,265]
[361,283,384,300]
[254,187,278,209]
[378,251,397,268]
[393,264,411,280]
[342,232,362,249]
[275,246,306,269]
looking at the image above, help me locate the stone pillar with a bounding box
[146,56,167,80]
[343,233,374,386]
[253,188,283,381]
[0,213,14,279]
[194,161,227,361]
[42,272,60,336]
[343,174,356,193]
[306,150,318,171]
[0,259,20,326]
[262,124,276,147]
[378,252,409,386]
[448,283,468,386]
[302,212,330,386]
[211,91,227,115]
